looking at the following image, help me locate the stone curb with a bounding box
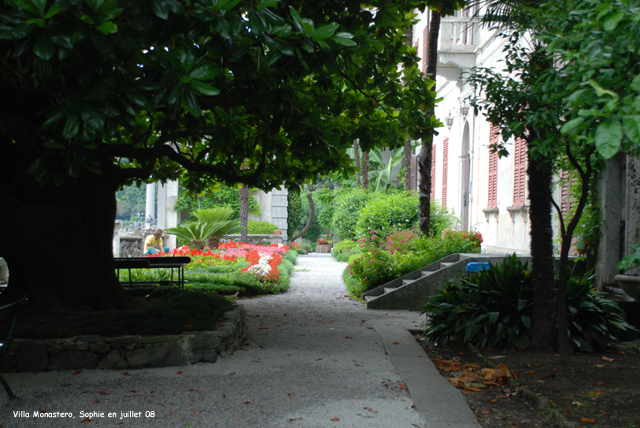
[0,307,247,373]
[464,344,576,428]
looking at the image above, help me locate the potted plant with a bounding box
[616,244,640,300]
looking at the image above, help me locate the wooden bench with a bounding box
[114,257,191,288]
[0,295,29,399]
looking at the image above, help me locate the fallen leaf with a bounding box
[345,336,352,339]
[288,393,294,397]
[596,382,604,386]
[596,364,606,368]
[393,342,399,345]
[192,410,203,414]
[218,324,225,327]
[186,324,192,328]
[130,390,136,393]
[572,401,584,407]
[602,356,614,362]
[580,417,596,423]
[177,371,183,374]
[93,400,99,403]
[244,401,251,404]
[123,372,130,376]
[188,389,198,392]
[72,370,82,375]
[98,390,108,395]
[330,417,340,421]
[82,417,92,423]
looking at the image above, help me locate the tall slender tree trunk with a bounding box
[418,10,441,236]
[353,141,361,188]
[403,27,414,191]
[362,152,370,190]
[527,148,556,350]
[404,138,412,191]
[239,184,249,243]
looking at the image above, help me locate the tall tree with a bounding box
[353,141,361,188]
[418,0,467,235]
[469,0,640,359]
[0,0,440,310]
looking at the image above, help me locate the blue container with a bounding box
[466,262,490,273]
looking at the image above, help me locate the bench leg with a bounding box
[0,373,17,400]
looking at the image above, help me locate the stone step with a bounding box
[384,287,396,294]
[440,262,455,269]
[364,295,376,302]
[402,279,416,286]
[421,271,436,277]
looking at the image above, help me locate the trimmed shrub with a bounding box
[423,255,636,351]
[332,189,372,240]
[247,220,279,234]
[355,192,457,240]
[331,240,360,262]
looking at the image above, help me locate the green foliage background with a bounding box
[174,183,261,220]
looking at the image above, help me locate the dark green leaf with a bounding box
[595,119,622,159]
[183,87,201,117]
[312,22,338,41]
[34,32,55,60]
[190,80,220,96]
[62,117,80,139]
[190,62,221,80]
[623,115,640,145]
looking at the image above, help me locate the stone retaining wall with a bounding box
[0,308,246,373]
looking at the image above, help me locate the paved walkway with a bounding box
[0,254,478,427]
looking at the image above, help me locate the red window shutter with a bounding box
[410,154,418,191]
[488,124,499,209]
[431,144,436,199]
[442,138,449,207]
[560,170,577,214]
[513,137,528,206]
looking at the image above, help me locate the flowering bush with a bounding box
[241,251,282,282]
[346,228,484,296]
[441,229,483,250]
[317,238,329,245]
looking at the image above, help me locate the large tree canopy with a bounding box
[0,0,440,309]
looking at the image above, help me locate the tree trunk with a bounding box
[239,184,249,243]
[527,150,556,350]
[0,142,135,311]
[362,152,370,190]
[289,193,314,242]
[404,138,412,191]
[353,141,361,188]
[418,10,441,236]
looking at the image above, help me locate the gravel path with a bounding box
[0,254,432,427]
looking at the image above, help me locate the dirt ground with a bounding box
[421,339,640,428]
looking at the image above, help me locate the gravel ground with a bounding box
[0,254,429,428]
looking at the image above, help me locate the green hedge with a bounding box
[247,220,279,234]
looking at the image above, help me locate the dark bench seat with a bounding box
[114,257,191,288]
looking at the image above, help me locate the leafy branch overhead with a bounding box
[1,0,440,194]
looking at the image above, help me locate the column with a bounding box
[145,183,156,230]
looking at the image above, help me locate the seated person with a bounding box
[144,229,170,255]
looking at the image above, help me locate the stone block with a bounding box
[140,335,181,345]
[98,350,129,370]
[14,340,48,372]
[126,343,188,368]
[104,336,141,350]
[48,350,99,371]
[190,332,221,349]
[191,348,217,364]
[89,342,110,354]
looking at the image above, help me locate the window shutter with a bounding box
[560,170,577,214]
[488,124,499,209]
[442,137,449,207]
[431,144,436,199]
[513,137,527,206]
